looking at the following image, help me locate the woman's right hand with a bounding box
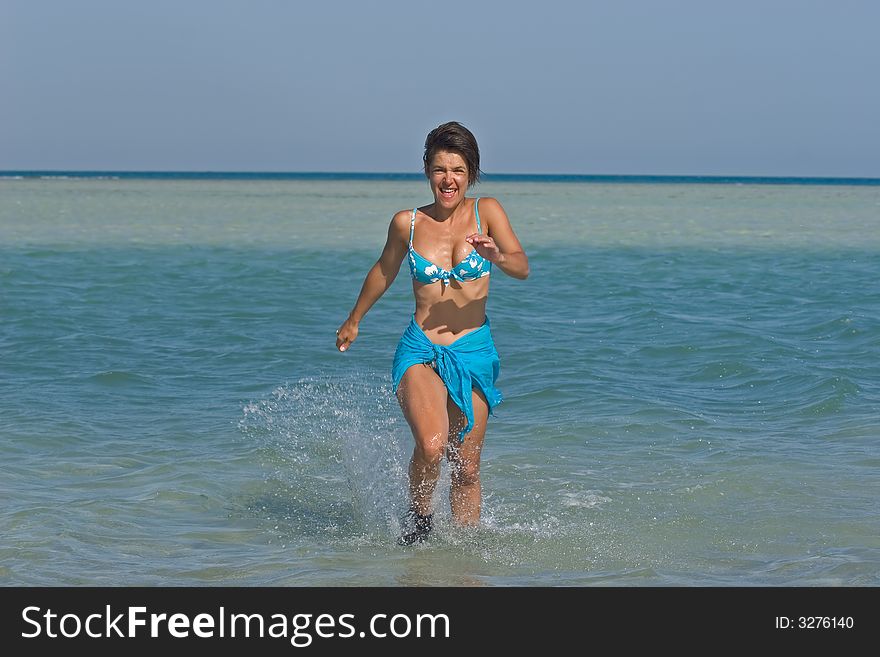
[335,317,359,352]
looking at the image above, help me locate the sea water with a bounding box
[1,175,878,586]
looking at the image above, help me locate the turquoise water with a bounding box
[1,177,878,585]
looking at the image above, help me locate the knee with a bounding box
[412,432,446,467]
[451,458,480,487]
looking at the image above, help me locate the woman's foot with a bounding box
[397,509,433,545]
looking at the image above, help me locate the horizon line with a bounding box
[2,170,879,185]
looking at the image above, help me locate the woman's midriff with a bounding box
[411,277,490,346]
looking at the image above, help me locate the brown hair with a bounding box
[423,121,482,187]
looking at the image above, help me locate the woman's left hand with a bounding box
[465,233,503,263]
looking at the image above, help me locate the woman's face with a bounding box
[427,150,469,209]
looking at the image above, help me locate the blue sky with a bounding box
[2,0,878,176]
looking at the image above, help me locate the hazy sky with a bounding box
[2,0,878,176]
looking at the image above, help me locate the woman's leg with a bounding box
[446,388,489,526]
[395,364,450,517]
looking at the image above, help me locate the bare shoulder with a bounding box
[392,208,413,226]
[475,197,511,227]
[388,209,414,241]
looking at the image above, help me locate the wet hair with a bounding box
[423,121,482,187]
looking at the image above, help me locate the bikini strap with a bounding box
[409,208,417,246]
[474,198,482,233]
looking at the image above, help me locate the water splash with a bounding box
[238,375,414,541]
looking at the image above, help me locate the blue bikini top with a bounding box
[408,198,492,286]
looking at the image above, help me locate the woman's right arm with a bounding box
[335,211,410,352]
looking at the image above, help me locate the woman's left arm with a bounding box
[466,197,530,279]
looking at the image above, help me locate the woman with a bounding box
[335,121,529,545]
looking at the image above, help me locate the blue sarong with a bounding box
[392,316,503,442]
